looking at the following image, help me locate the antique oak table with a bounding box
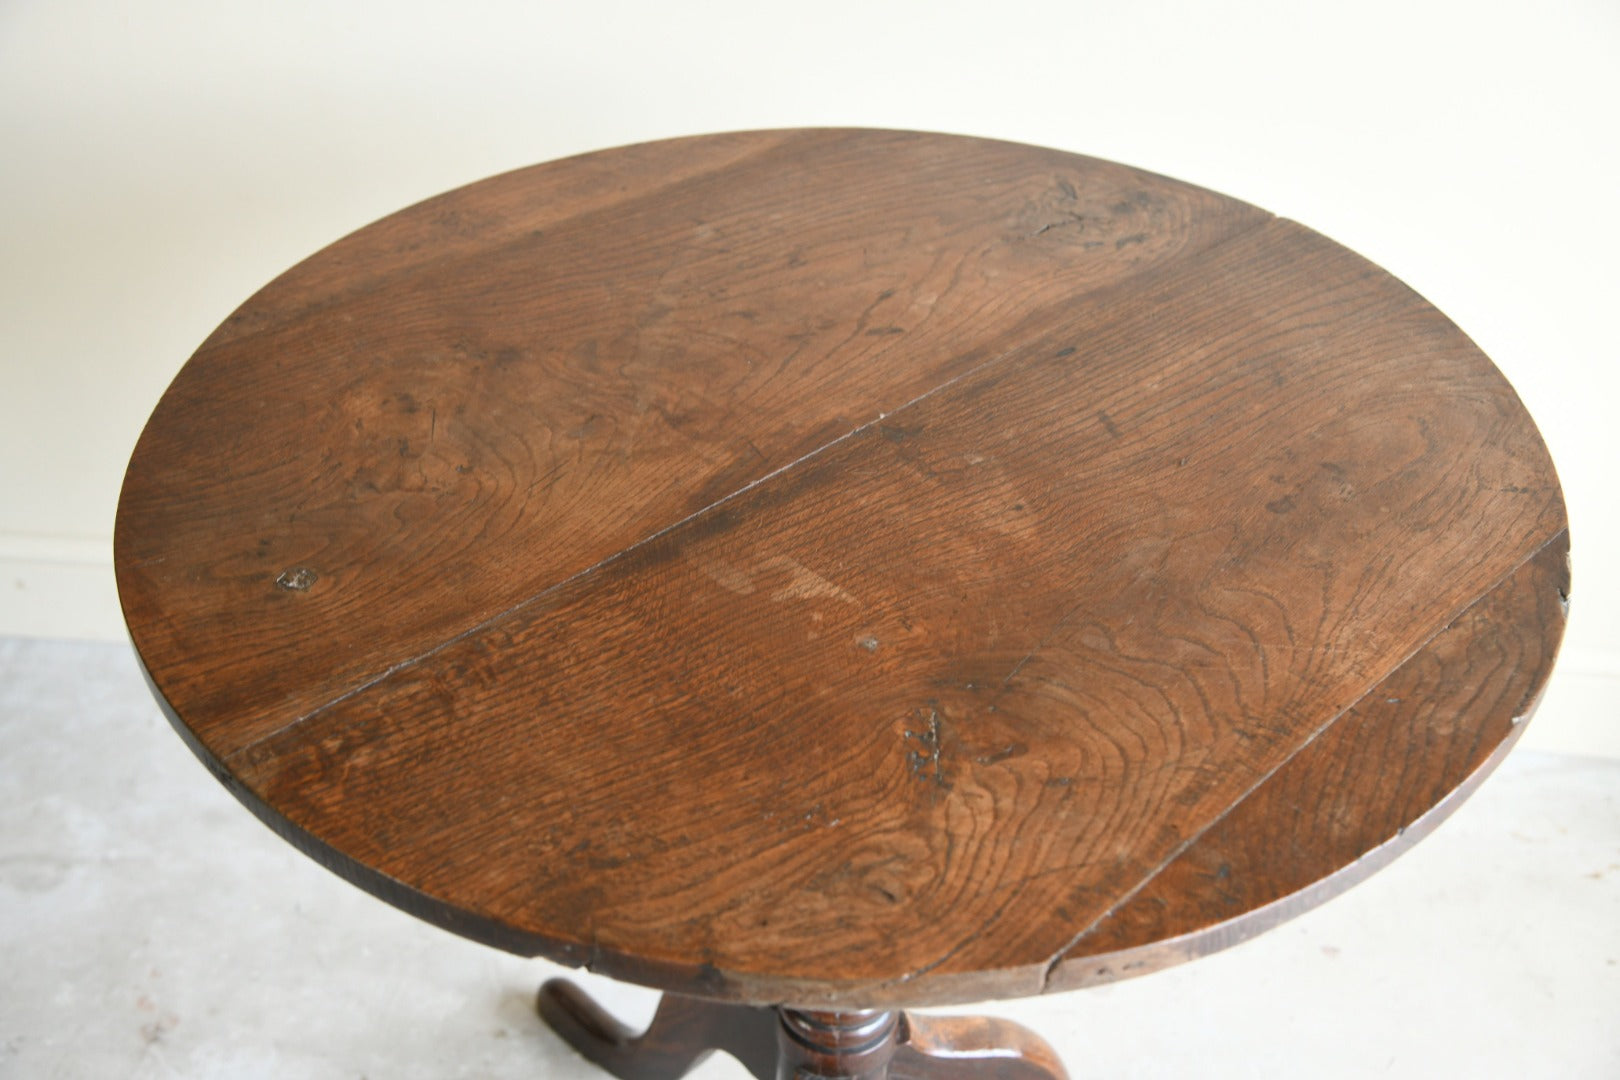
[115,130,1569,1079]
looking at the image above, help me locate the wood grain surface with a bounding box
[114,129,1569,1009]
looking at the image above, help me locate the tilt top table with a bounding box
[115,129,1569,1079]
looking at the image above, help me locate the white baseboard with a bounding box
[1521,650,1620,760]
[0,536,125,643]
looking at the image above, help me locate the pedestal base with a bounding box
[538,979,1069,1080]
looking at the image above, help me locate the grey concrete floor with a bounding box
[2,636,1617,1078]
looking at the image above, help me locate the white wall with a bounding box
[3,0,1616,755]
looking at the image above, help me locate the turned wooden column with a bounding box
[777,1010,901,1080]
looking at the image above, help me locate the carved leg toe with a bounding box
[890,1013,1069,1080]
[537,979,778,1080]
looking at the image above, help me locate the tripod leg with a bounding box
[537,979,779,1080]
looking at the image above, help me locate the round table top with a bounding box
[115,129,1569,1008]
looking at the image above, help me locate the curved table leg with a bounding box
[537,978,779,1080]
[891,1014,1069,1080]
[538,980,1067,1080]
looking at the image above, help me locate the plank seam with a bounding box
[223,210,1281,764]
[1038,525,1569,990]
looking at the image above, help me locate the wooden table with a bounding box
[115,129,1569,1079]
